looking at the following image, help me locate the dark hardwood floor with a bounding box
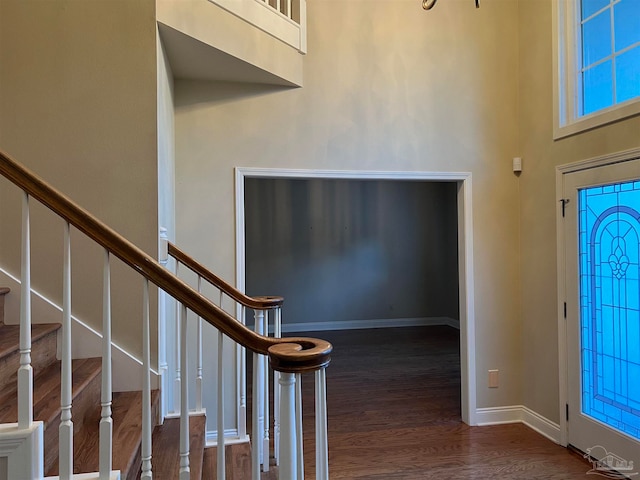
[291,325,592,479]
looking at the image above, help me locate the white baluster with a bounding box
[60,222,73,479]
[158,227,169,420]
[315,368,329,480]
[273,307,282,465]
[262,311,270,471]
[252,310,265,472]
[239,306,247,440]
[174,264,181,414]
[295,373,304,480]
[18,192,33,429]
[217,329,225,480]
[141,279,153,480]
[251,350,262,480]
[287,0,292,19]
[279,372,297,480]
[180,303,190,479]
[100,250,113,480]
[196,276,203,413]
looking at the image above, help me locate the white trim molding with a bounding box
[476,406,561,444]
[553,1,640,139]
[247,316,460,334]
[235,167,477,426]
[0,422,44,480]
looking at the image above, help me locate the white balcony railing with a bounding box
[210,0,307,53]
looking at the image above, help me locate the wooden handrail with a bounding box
[168,243,283,310]
[0,150,331,373]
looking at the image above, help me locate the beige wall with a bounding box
[175,0,523,410]
[0,0,159,364]
[518,0,640,423]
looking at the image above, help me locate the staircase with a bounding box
[0,150,331,480]
[0,287,211,479]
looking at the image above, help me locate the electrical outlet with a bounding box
[488,369,499,388]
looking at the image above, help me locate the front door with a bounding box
[564,158,640,477]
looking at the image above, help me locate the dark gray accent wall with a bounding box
[245,178,459,327]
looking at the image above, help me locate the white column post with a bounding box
[18,192,33,430]
[179,303,190,480]
[59,222,73,480]
[315,368,329,480]
[279,372,297,480]
[141,280,153,479]
[99,250,113,480]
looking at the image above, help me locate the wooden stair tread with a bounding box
[0,357,101,426]
[54,390,160,479]
[0,323,61,359]
[148,414,206,480]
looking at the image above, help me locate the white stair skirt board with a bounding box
[0,268,159,392]
[0,422,44,480]
[475,406,561,444]
[44,473,121,480]
[249,317,461,334]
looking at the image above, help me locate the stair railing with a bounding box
[169,242,311,478]
[0,149,331,480]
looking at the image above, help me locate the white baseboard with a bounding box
[205,429,249,447]
[0,268,157,392]
[254,316,460,333]
[476,405,561,444]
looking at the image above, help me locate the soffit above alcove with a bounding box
[156,0,303,87]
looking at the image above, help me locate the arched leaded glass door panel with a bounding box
[579,183,640,438]
[565,159,640,475]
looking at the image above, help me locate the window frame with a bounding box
[553,0,640,139]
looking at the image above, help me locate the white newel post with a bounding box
[59,222,73,480]
[100,250,113,480]
[279,372,298,480]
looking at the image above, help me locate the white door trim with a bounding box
[555,146,640,447]
[235,167,477,426]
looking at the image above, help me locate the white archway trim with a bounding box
[235,167,477,426]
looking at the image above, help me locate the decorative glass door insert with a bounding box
[578,179,640,440]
